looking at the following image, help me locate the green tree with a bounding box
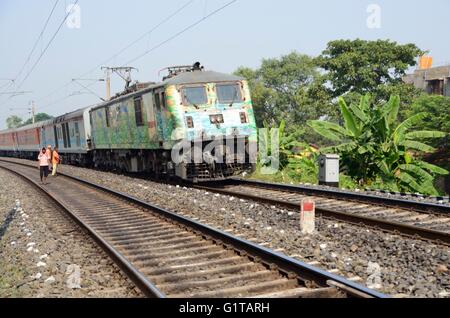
[235,52,336,134]
[308,95,448,195]
[317,39,424,118]
[317,39,425,98]
[21,113,53,126]
[405,95,450,193]
[404,95,450,148]
[6,115,23,129]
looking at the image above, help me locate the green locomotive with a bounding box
[90,63,258,181]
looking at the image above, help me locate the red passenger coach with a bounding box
[16,127,40,149]
[0,131,15,150]
[16,126,41,157]
[0,123,42,158]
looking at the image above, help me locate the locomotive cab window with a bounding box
[216,83,242,104]
[134,97,144,126]
[182,86,207,106]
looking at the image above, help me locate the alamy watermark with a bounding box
[367,4,381,29]
[66,3,81,29]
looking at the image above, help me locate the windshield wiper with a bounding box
[185,95,200,109]
[229,88,238,107]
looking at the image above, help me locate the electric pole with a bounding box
[30,101,36,124]
[101,66,138,100]
[104,68,111,101]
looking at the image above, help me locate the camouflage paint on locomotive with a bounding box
[90,69,257,179]
[91,79,256,149]
[91,95,157,149]
[164,81,257,145]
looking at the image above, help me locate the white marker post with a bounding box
[300,200,315,234]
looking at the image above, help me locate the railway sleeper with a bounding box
[102,227,180,239]
[128,245,223,263]
[111,231,193,246]
[171,278,298,298]
[147,263,258,284]
[156,270,276,294]
[90,220,170,232]
[141,256,244,276]
[250,287,343,299]
[115,236,200,250]
[123,241,209,256]
[135,250,234,268]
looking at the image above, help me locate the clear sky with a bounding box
[0,0,449,129]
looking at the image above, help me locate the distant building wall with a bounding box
[403,65,450,97]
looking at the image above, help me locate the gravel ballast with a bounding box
[1,158,449,298]
[0,168,142,298]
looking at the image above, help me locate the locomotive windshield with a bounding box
[216,83,242,104]
[182,86,208,106]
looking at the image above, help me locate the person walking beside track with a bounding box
[46,145,53,172]
[38,147,50,185]
[52,147,60,177]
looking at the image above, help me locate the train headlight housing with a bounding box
[186,116,194,128]
[240,112,248,124]
[210,114,224,124]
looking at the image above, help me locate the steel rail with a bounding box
[230,178,450,215]
[0,164,165,298]
[0,160,387,298]
[194,184,450,246]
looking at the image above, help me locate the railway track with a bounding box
[195,179,450,245]
[0,160,386,298]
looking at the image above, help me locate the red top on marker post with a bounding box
[302,201,315,212]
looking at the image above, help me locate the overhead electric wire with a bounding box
[14,0,60,85]
[76,0,195,80]
[72,80,105,101]
[34,0,196,107]
[25,0,238,116]
[14,0,80,91]
[122,0,238,66]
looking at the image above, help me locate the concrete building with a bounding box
[404,62,450,96]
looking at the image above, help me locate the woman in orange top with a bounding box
[52,147,60,177]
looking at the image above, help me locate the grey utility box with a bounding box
[318,154,340,187]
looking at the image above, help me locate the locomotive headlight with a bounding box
[186,116,194,128]
[210,114,224,124]
[240,112,248,124]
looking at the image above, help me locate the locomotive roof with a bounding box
[1,70,244,133]
[91,70,244,111]
[162,70,244,85]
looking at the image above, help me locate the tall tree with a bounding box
[235,52,335,138]
[6,115,23,129]
[317,39,424,102]
[21,113,53,126]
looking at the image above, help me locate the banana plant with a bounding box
[308,94,448,195]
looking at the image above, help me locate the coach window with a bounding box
[62,124,68,148]
[155,93,161,111]
[134,97,144,127]
[105,107,110,127]
[65,123,71,148]
[161,92,166,108]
